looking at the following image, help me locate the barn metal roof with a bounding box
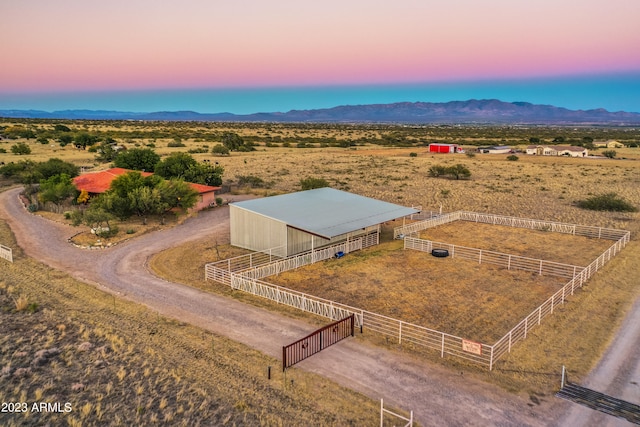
[232,188,419,239]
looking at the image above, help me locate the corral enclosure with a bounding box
[267,221,613,343]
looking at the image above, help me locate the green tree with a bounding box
[221,132,244,151]
[128,186,161,224]
[114,148,160,172]
[154,152,196,179]
[602,150,617,159]
[11,142,31,155]
[38,174,77,206]
[58,134,73,147]
[82,204,116,237]
[54,124,71,132]
[156,179,199,224]
[35,158,79,179]
[94,191,132,221]
[95,142,118,163]
[74,132,100,149]
[183,162,224,186]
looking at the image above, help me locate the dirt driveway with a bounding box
[3,186,636,426]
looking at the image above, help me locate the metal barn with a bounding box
[230,188,419,257]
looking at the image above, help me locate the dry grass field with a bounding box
[265,222,614,343]
[0,221,382,426]
[2,120,640,414]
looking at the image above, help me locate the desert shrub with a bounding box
[11,142,31,155]
[188,147,208,154]
[212,144,230,156]
[428,164,471,180]
[237,175,265,188]
[465,152,476,158]
[409,152,418,157]
[428,165,447,177]
[507,155,519,161]
[575,193,637,212]
[167,140,186,147]
[300,177,329,190]
[602,150,616,159]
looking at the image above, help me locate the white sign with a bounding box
[462,339,482,355]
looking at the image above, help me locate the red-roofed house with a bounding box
[73,168,220,211]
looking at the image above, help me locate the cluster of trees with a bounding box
[72,171,200,233]
[428,164,471,180]
[113,149,224,186]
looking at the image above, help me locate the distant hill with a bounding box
[2,99,640,124]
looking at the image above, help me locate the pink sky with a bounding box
[1,0,639,93]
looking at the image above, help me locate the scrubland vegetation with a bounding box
[1,118,639,423]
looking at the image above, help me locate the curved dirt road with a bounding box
[4,186,633,426]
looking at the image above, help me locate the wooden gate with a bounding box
[283,314,355,371]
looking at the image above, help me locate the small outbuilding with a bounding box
[478,145,513,154]
[230,188,419,257]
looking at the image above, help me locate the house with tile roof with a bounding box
[525,145,588,157]
[72,167,220,211]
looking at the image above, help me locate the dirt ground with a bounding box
[2,182,639,426]
[0,186,566,426]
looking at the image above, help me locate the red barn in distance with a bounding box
[428,143,464,154]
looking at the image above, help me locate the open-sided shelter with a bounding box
[230,188,420,257]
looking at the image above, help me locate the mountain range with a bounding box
[2,99,640,124]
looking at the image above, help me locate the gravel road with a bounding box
[3,186,637,426]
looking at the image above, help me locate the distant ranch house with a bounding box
[230,188,419,257]
[525,145,588,157]
[72,167,220,211]
[593,140,625,149]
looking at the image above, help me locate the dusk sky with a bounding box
[2,0,639,114]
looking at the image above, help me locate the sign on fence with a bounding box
[283,314,354,371]
[0,244,13,263]
[462,339,482,355]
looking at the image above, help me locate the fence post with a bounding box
[524,317,528,339]
[561,365,566,389]
[441,333,445,357]
[538,306,542,325]
[490,346,494,371]
[399,321,402,345]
